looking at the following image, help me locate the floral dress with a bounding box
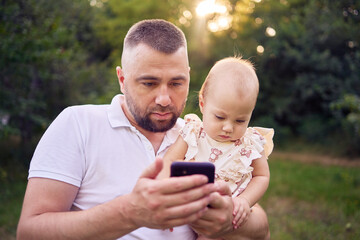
[179,114,274,197]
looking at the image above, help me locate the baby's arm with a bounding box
[232,152,270,228]
[157,136,189,179]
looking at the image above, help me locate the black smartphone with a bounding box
[170,162,215,183]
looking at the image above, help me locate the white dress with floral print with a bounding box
[180,114,274,197]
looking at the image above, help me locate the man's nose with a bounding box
[155,86,171,107]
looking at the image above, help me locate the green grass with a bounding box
[0,156,359,239]
[261,158,360,240]
[0,179,26,239]
[0,162,27,239]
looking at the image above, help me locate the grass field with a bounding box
[0,177,26,239]
[262,154,360,240]
[1,153,359,239]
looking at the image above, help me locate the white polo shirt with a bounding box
[29,94,196,240]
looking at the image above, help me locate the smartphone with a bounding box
[170,162,215,183]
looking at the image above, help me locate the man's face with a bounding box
[119,43,190,132]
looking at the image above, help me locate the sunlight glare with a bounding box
[208,21,219,32]
[183,10,192,19]
[207,15,232,32]
[196,0,227,17]
[255,17,263,24]
[257,45,264,54]
[218,16,230,28]
[89,0,104,7]
[179,16,187,25]
[266,27,276,37]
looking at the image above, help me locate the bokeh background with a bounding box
[1,0,359,239]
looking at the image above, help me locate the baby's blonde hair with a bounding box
[199,56,259,107]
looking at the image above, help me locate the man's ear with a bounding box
[116,66,125,92]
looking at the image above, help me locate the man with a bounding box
[17,19,269,240]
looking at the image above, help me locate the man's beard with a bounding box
[125,93,185,132]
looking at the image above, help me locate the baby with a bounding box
[160,57,274,238]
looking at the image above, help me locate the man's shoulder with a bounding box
[164,117,185,142]
[173,117,185,131]
[176,117,185,127]
[57,104,110,126]
[65,103,109,116]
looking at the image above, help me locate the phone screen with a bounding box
[170,162,215,183]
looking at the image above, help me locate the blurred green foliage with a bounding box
[0,0,110,161]
[0,0,359,169]
[331,94,360,155]
[252,0,360,156]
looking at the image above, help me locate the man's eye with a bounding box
[170,82,182,87]
[142,82,156,87]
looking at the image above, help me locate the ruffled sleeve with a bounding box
[179,114,203,161]
[242,127,274,160]
[253,127,274,158]
[221,127,274,196]
[239,128,265,166]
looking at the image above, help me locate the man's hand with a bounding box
[125,157,217,230]
[189,181,234,238]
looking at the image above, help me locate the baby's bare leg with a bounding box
[231,203,270,240]
[195,203,269,240]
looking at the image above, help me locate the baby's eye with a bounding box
[215,115,225,120]
[236,120,245,123]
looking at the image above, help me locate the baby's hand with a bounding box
[232,196,251,229]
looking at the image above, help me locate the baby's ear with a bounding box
[199,95,204,112]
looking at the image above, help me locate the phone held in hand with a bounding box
[170,162,215,183]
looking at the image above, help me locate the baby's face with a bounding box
[200,80,254,142]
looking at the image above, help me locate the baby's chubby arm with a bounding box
[242,151,270,206]
[232,152,270,227]
[157,136,189,179]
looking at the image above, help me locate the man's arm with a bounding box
[17,158,217,240]
[17,178,140,240]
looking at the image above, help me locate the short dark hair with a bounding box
[124,19,186,54]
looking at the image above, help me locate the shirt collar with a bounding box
[107,94,132,128]
[158,118,184,154]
